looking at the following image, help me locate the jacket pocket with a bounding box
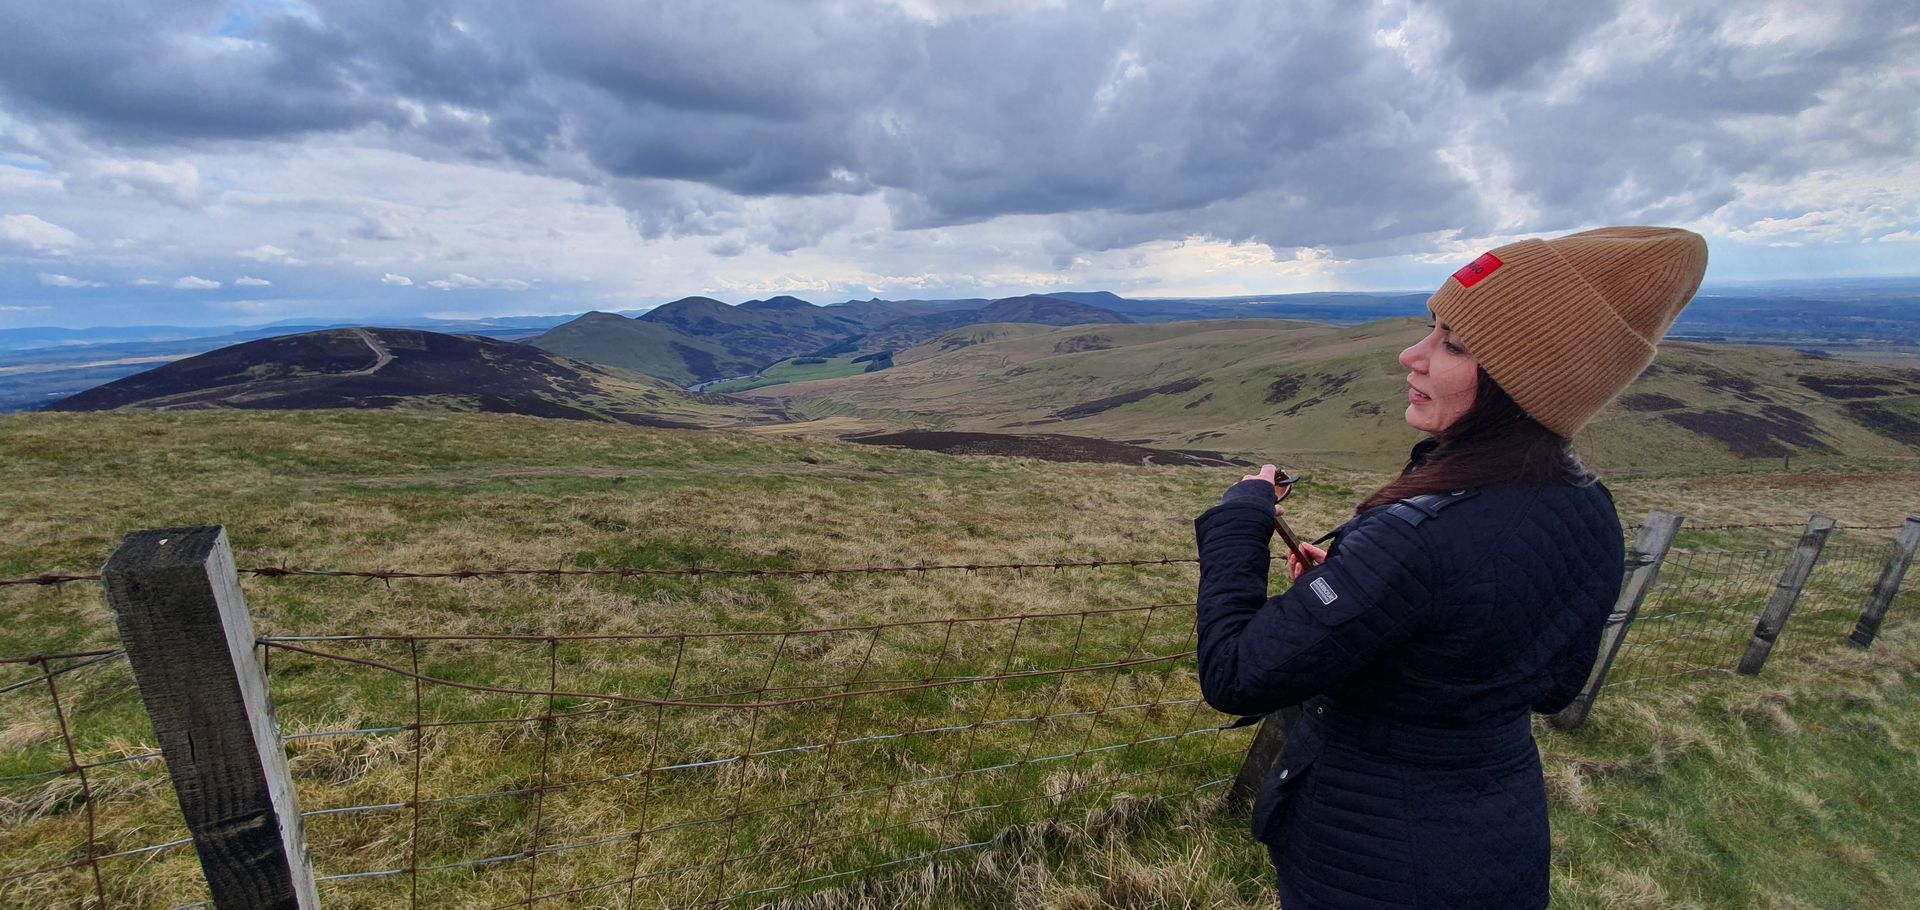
[1251,734,1321,845]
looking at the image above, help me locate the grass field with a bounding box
[1,410,1916,908]
[742,318,1920,475]
[707,356,878,394]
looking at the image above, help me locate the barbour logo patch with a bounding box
[1452,251,1503,289]
[1309,577,1337,605]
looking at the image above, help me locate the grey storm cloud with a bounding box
[0,0,1913,256]
[1418,0,1623,91]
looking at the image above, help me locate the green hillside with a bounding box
[704,353,877,392]
[746,318,1920,473]
[527,311,759,385]
[1,411,1916,909]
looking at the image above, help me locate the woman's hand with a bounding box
[1217,463,1291,511]
[1287,540,1328,581]
[1241,464,1281,491]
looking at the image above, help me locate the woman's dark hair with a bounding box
[1356,368,1593,514]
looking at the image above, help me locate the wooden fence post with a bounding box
[1227,705,1300,807]
[1737,514,1836,675]
[1850,517,1920,648]
[101,526,319,910]
[1550,510,1684,731]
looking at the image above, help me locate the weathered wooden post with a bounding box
[102,526,319,909]
[1227,705,1300,807]
[1737,514,1836,675]
[1551,510,1684,730]
[1850,517,1920,648]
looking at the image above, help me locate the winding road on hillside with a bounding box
[350,329,395,375]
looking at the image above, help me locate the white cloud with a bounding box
[79,158,202,207]
[131,278,161,286]
[0,0,1915,324]
[39,272,102,288]
[174,275,221,289]
[236,244,304,265]
[234,276,272,286]
[0,305,52,312]
[425,272,532,291]
[0,213,80,254]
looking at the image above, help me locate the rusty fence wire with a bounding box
[1,524,1913,909]
[0,651,209,910]
[254,603,1237,909]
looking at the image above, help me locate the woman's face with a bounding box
[1400,317,1479,434]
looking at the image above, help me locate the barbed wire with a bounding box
[8,523,1914,589]
[0,554,1214,588]
[7,528,1916,908]
[254,604,1233,908]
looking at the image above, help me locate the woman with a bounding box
[1194,227,1707,908]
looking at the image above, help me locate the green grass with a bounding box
[743,317,1920,474]
[0,410,1916,908]
[708,356,876,393]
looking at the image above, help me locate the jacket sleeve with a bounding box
[1532,526,1623,714]
[1532,630,1600,715]
[1193,501,1435,717]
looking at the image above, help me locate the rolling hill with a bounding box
[46,327,779,428]
[743,317,1920,472]
[530,294,1123,386]
[855,295,1133,351]
[524,312,761,386]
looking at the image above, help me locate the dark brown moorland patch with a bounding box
[1662,406,1833,457]
[1049,379,1207,420]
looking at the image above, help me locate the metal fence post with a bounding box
[1850,517,1920,648]
[101,526,319,909]
[1227,705,1300,807]
[1550,510,1684,730]
[1737,514,1836,675]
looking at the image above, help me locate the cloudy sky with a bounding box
[1,0,1915,328]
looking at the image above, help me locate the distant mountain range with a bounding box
[8,280,1919,414]
[34,314,1920,473]
[527,293,1131,384]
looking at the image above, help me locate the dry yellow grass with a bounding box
[1,409,1916,909]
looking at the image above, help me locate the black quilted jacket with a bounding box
[1194,475,1623,909]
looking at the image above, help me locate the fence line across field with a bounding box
[1,512,1916,910]
[5,518,1914,589]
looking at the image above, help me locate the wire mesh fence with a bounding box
[1773,540,1901,660]
[1604,548,1781,688]
[259,604,1243,909]
[0,514,1914,909]
[0,651,210,910]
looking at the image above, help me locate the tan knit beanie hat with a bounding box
[1427,225,1708,437]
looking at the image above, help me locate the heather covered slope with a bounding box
[46,327,777,427]
[749,317,1920,472]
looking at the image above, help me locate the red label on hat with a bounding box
[1452,252,1503,289]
